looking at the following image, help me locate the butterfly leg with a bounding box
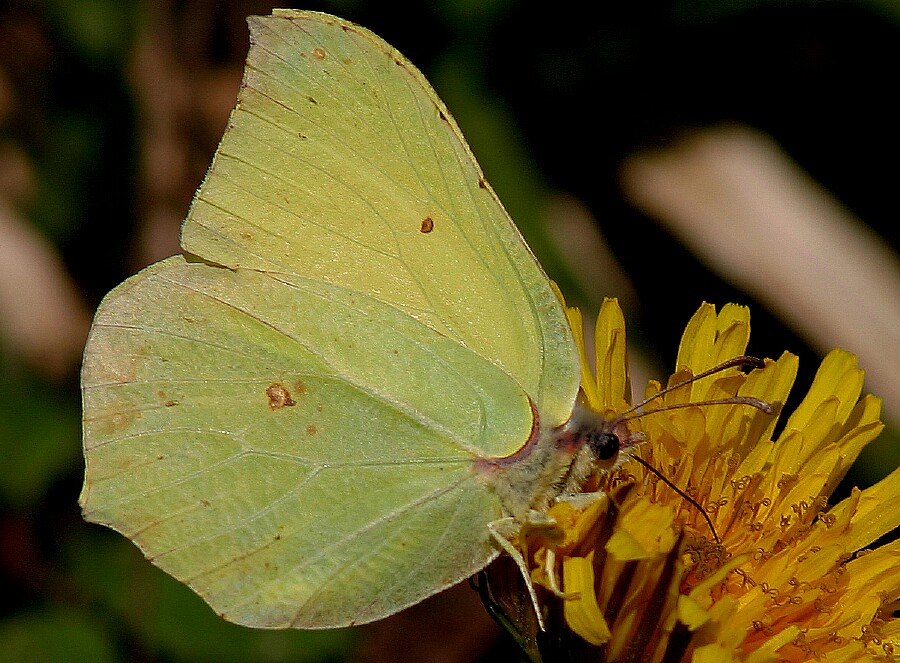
[542,548,582,600]
[487,517,545,631]
[534,491,608,600]
[555,489,605,509]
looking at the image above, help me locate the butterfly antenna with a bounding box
[630,454,721,543]
[614,356,779,544]
[619,355,775,421]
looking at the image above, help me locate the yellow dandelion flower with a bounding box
[482,299,898,663]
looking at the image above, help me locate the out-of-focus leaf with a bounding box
[44,0,138,65]
[0,367,80,508]
[0,609,116,663]
[64,527,358,663]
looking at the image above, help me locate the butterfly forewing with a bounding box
[182,11,578,425]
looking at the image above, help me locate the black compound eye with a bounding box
[590,431,619,461]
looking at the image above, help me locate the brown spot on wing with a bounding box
[91,406,142,437]
[311,47,326,60]
[420,216,434,233]
[266,384,296,410]
[87,335,139,385]
[157,391,177,407]
[306,424,318,436]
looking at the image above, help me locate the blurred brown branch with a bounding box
[620,124,900,419]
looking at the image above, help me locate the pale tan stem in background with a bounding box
[0,199,90,379]
[620,124,900,419]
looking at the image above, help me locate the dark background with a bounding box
[1,1,898,661]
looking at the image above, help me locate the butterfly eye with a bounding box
[590,431,620,462]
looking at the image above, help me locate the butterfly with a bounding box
[81,10,652,629]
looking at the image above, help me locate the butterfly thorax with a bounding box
[473,397,645,521]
